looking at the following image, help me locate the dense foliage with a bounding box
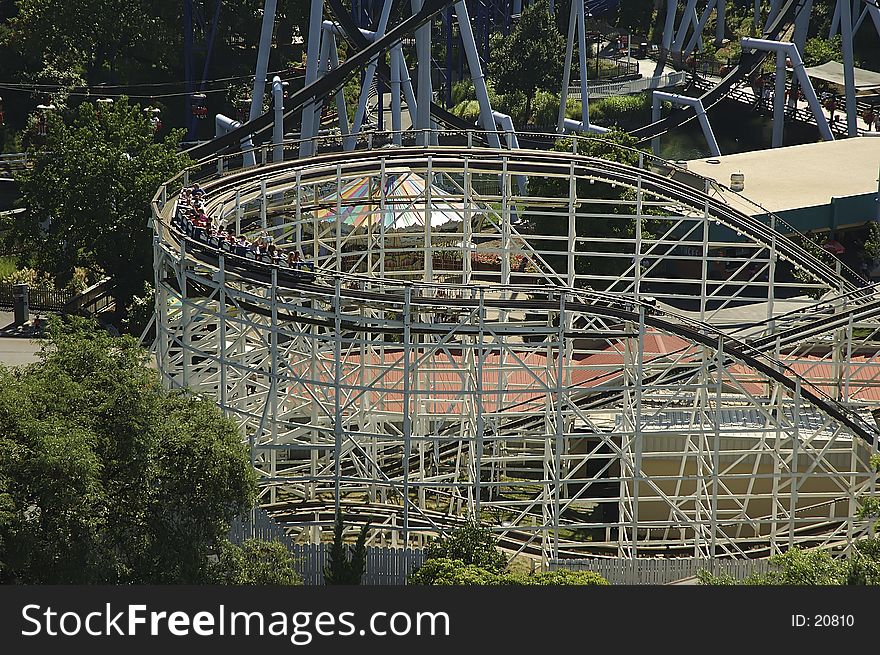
[424,521,508,572]
[211,539,302,586]
[5,97,190,310]
[698,542,880,586]
[410,521,608,585]
[409,558,609,586]
[0,317,263,584]
[489,0,565,116]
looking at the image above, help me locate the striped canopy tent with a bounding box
[313,168,466,230]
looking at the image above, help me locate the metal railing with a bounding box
[63,277,115,316]
[568,70,688,99]
[551,557,772,585]
[0,283,74,311]
[691,75,853,137]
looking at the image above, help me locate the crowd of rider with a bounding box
[174,184,312,270]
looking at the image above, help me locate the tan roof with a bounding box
[685,138,880,216]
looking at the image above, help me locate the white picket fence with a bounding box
[550,557,772,585]
[230,509,772,585]
[228,509,425,585]
[290,543,426,586]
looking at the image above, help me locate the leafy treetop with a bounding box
[424,521,508,572]
[6,96,190,310]
[0,316,257,584]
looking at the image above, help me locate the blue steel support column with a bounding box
[327,36,350,139]
[855,4,870,35]
[413,0,432,145]
[445,7,454,107]
[299,0,324,158]
[556,0,578,134]
[654,0,677,77]
[396,45,419,127]
[764,0,783,30]
[673,0,699,53]
[790,0,812,107]
[653,91,720,156]
[454,1,502,148]
[841,0,858,136]
[742,38,834,142]
[199,1,223,93]
[830,0,841,38]
[651,95,661,155]
[391,46,402,145]
[685,0,718,57]
[773,48,786,147]
[246,0,277,167]
[716,0,726,46]
[346,0,394,150]
[866,1,880,39]
[576,0,590,130]
[184,0,194,139]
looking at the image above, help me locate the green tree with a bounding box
[0,316,257,584]
[424,521,508,572]
[489,0,565,117]
[2,0,179,84]
[697,546,880,586]
[323,510,370,585]
[616,0,655,35]
[5,97,190,313]
[210,539,302,585]
[803,35,843,68]
[856,454,880,532]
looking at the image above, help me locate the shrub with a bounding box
[409,559,610,585]
[495,89,530,126]
[425,521,508,572]
[210,539,302,585]
[452,99,481,124]
[501,569,610,585]
[532,90,560,127]
[408,558,501,585]
[452,80,475,106]
[590,94,651,126]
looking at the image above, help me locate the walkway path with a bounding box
[693,74,878,136]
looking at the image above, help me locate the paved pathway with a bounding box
[0,337,40,366]
[0,309,44,366]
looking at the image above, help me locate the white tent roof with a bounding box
[803,60,880,90]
